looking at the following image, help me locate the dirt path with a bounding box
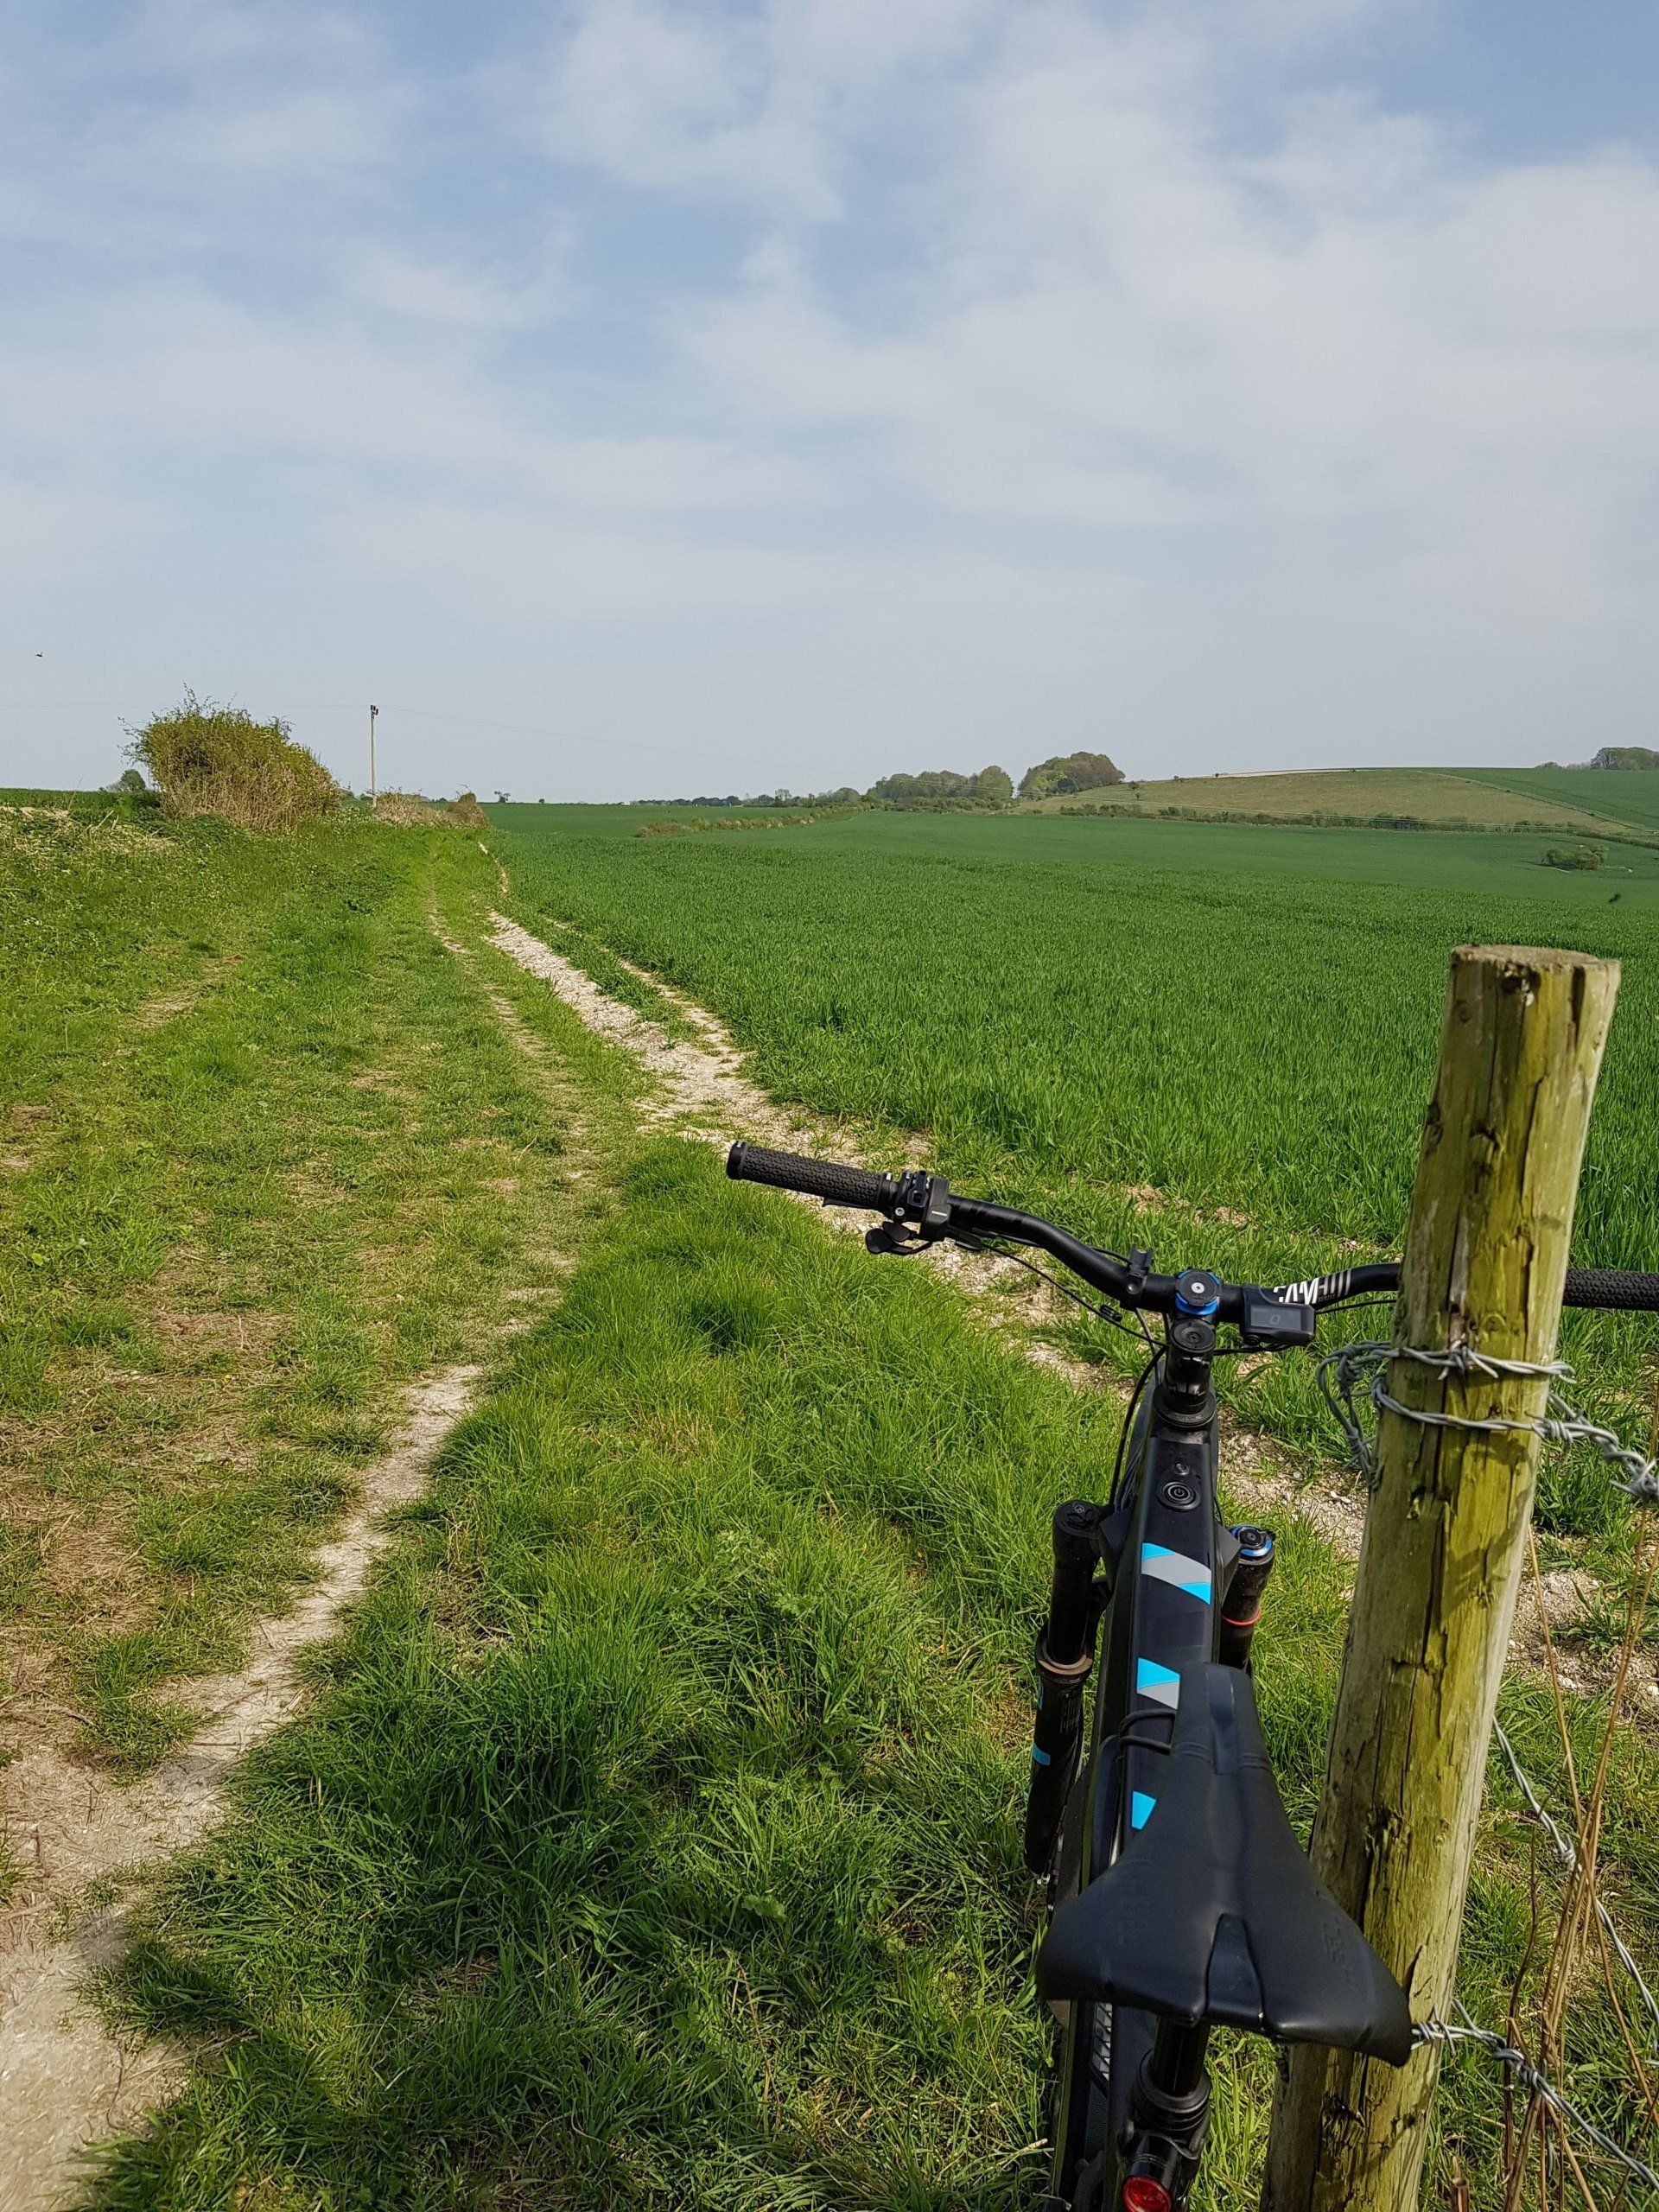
[486,912,1097,1317]
[0,1365,478,2211]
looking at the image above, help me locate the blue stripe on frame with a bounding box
[1131,1790,1157,1831]
[1135,1656,1180,1709]
[1141,1541,1213,1604]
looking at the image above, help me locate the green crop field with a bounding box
[490,803,1659,1578]
[8,793,1658,2210]
[1024,765,1619,833]
[1459,766,1659,838]
[489,804,1659,1268]
[0,786,82,808]
[482,807,1659,1758]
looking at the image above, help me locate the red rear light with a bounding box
[1122,2182,1173,2212]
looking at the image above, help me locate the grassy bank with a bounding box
[0,810,569,1766]
[86,1140,1659,2208]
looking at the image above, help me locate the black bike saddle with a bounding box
[1035,1662,1414,2065]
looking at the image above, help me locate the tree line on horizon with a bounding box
[652,743,1659,814]
[1586,746,1659,771]
[652,749,1124,811]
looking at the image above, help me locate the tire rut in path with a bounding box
[0,1365,479,2212]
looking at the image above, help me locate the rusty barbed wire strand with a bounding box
[1319,1339,1659,1503]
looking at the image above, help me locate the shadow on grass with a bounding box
[87,1143,1066,2211]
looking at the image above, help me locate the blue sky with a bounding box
[3,0,1656,799]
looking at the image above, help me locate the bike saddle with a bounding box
[1035,1662,1414,2065]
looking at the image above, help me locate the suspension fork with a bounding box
[1217,1525,1276,1671]
[1025,1498,1108,1875]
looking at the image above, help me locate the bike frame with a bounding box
[1042,1314,1261,2210]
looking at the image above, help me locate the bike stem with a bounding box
[1154,1315,1217,1429]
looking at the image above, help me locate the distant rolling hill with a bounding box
[1455,766,1659,839]
[1023,765,1632,836]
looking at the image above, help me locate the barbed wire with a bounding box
[1319,1339,1659,1503]
[1408,1733,1659,2194]
[1410,1742,1659,2200]
[1414,2006,1659,2193]
[1493,1720,1659,2050]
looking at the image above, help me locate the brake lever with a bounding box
[867,1170,956,1256]
[867,1221,925,1256]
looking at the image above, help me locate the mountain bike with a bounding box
[725,1141,1659,2212]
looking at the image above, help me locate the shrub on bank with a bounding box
[372,791,491,830]
[131,694,341,831]
[372,792,449,827]
[105,767,162,811]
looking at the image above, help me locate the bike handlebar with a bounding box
[720,1143,899,1213]
[1563,1268,1659,1313]
[726,1143,1659,1320]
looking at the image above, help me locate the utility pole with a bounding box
[1262,944,1619,2212]
[369,703,378,804]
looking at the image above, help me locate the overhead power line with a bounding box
[0,696,787,779]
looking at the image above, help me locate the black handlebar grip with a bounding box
[1563,1267,1659,1313]
[727,1141,900,1213]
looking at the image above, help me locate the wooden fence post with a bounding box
[1261,944,1619,2212]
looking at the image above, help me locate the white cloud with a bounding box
[0,0,414,276]
[3,0,1658,788]
[655,2,1659,644]
[537,0,995,215]
[0,283,822,525]
[348,244,574,334]
[0,478,144,579]
[325,493,1130,624]
[544,2,785,198]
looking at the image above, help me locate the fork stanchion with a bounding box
[1262,945,1619,2212]
[1217,1525,1275,1671]
[1024,1498,1103,1875]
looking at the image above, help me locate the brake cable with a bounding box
[958,1235,1159,1355]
